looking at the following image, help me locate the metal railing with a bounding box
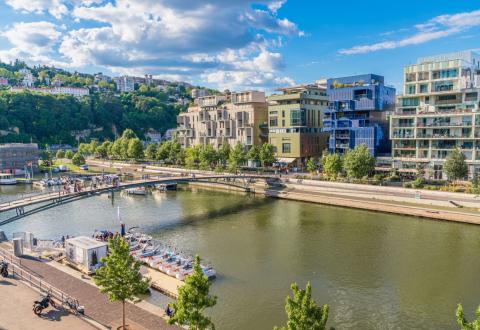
[0,247,81,314]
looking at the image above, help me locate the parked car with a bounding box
[80,165,89,170]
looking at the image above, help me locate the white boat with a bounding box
[0,173,17,185]
[125,187,148,195]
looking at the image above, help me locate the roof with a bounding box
[66,236,107,249]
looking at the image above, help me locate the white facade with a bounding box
[10,86,89,98]
[191,88,209,99]
[19,69,34,87]
[65,236,108,274]
[114,76,135,93]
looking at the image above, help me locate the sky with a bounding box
[0,0,479,93]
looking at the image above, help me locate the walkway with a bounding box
[0,276,95,330]
[17,256,178,329]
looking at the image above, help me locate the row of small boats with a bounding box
[125,231,216,281]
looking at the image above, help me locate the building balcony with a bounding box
[416,133,472,139]
[416,122,472,128]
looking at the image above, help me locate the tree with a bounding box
[456,304,480,330]
[56,149,65,159]
[78,143,91,156]
[343,145,375,179]
[145,143,157,160]
[72,152,86,166]
[121,128,137,140]
[217,143,231,166]
[95,141,111,159]
[65,150,74,159]
[444,148,468,182]
[260,143,276,167]
[127,138,144,160]
[306,158,319,174]
[274,282,332,330]
[322,153,343,180]
[199,144,218,169]
[94,236,150,330]
[185,145,201,169]
[168,256,217,330]
[228,142,246,173]
[40,149,54,167]
[247,145,261,165]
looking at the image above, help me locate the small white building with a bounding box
[65,236,108,274]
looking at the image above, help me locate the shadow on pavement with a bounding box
[40,308,70,322]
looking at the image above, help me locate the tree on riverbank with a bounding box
[168,255,217,330]
[55,149,65,159]
[274,282,332,330]
[456,303,480,330]
[322,153,342,179]
[228,142,247,173]
[306,158,319,174]
[72,153,86,166]
[343,144,375,179]
[94,237,150,330]
[445,148,468,182]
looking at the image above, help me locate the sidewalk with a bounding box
[18,256,178,330]
[0,276,94,330]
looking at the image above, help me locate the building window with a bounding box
[282,143,291,153]
[270,118,278,127]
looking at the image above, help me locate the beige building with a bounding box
[267,84,329,166]
[175,90,268,149]
[390,51,480,179]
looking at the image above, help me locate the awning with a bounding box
[275,157,296,164]
[398,168,417,173]
[375,167,393,171]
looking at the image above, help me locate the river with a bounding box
[1,184,480,329]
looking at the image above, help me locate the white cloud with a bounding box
[5,0,68,19]
[2,21,61,56]
[339,9,480,55]
[3,0,299,90]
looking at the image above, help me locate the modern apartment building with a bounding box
[191,88,209,99]
[175,90,268,149]
[267,84,329,166]
[0,143,39,173]
[113,76,135,93]
[390,51,480,179]
[324,74,396,156]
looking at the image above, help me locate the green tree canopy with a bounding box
[145,143,157,160]
[456,304,480,330]
[247,145,261,162]
[322,153,343,179]
[306,158,319,174]
[229,142,246,173]
[343,145,375,179]
[168,256,217,330]
[275,282,332,330]
[199,144,218,169]
[260,143,276,167]
[444,147,468,182]
[65,149,74,159]
[55,149,65,159]
[94,236,150,330]
[72,152,86,166]
[127,138,144,160]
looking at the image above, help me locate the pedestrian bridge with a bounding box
[0,174,276,227]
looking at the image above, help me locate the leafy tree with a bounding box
[56,149,65,159]
[72,152,86,166]
[168,140,183,164]
[229,142,246,173]
[127,138,144,160]
[168,256,217,330]
[65,150,74,159]
[456,304,480,330]
[260,143,276,167]
[95,237,150,330]
[95,141,111,159]
[88,140,99,155]
[78,143,91,156]
[185,145,201,169]
[145,143,158,160]
[121,128,137,140]
[444,148,468,182]
[343,145,375,179]
[247,145,261,164]
[274,282,332,330]
[98,80,109,89]
[199,144,218,169]
[157,141,171,161]
[217,143,231,166]
[322,153,343,179]
[306,158,319,174]
[40,150,54,167]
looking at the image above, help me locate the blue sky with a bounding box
[0,0,479,92]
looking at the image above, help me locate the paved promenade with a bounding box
[17,256,177,330]
[0,276,95,330]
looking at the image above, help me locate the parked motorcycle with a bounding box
[33,292,56,316]
[0,260,8,277]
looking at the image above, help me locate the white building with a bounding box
[65,236,108,274]
[0,77,8,86]
[145,130,162,143]
[10,86,90,98]
[114,76,135,93]
[19,69,34,87]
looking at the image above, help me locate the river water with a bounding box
[1,184,480,329]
